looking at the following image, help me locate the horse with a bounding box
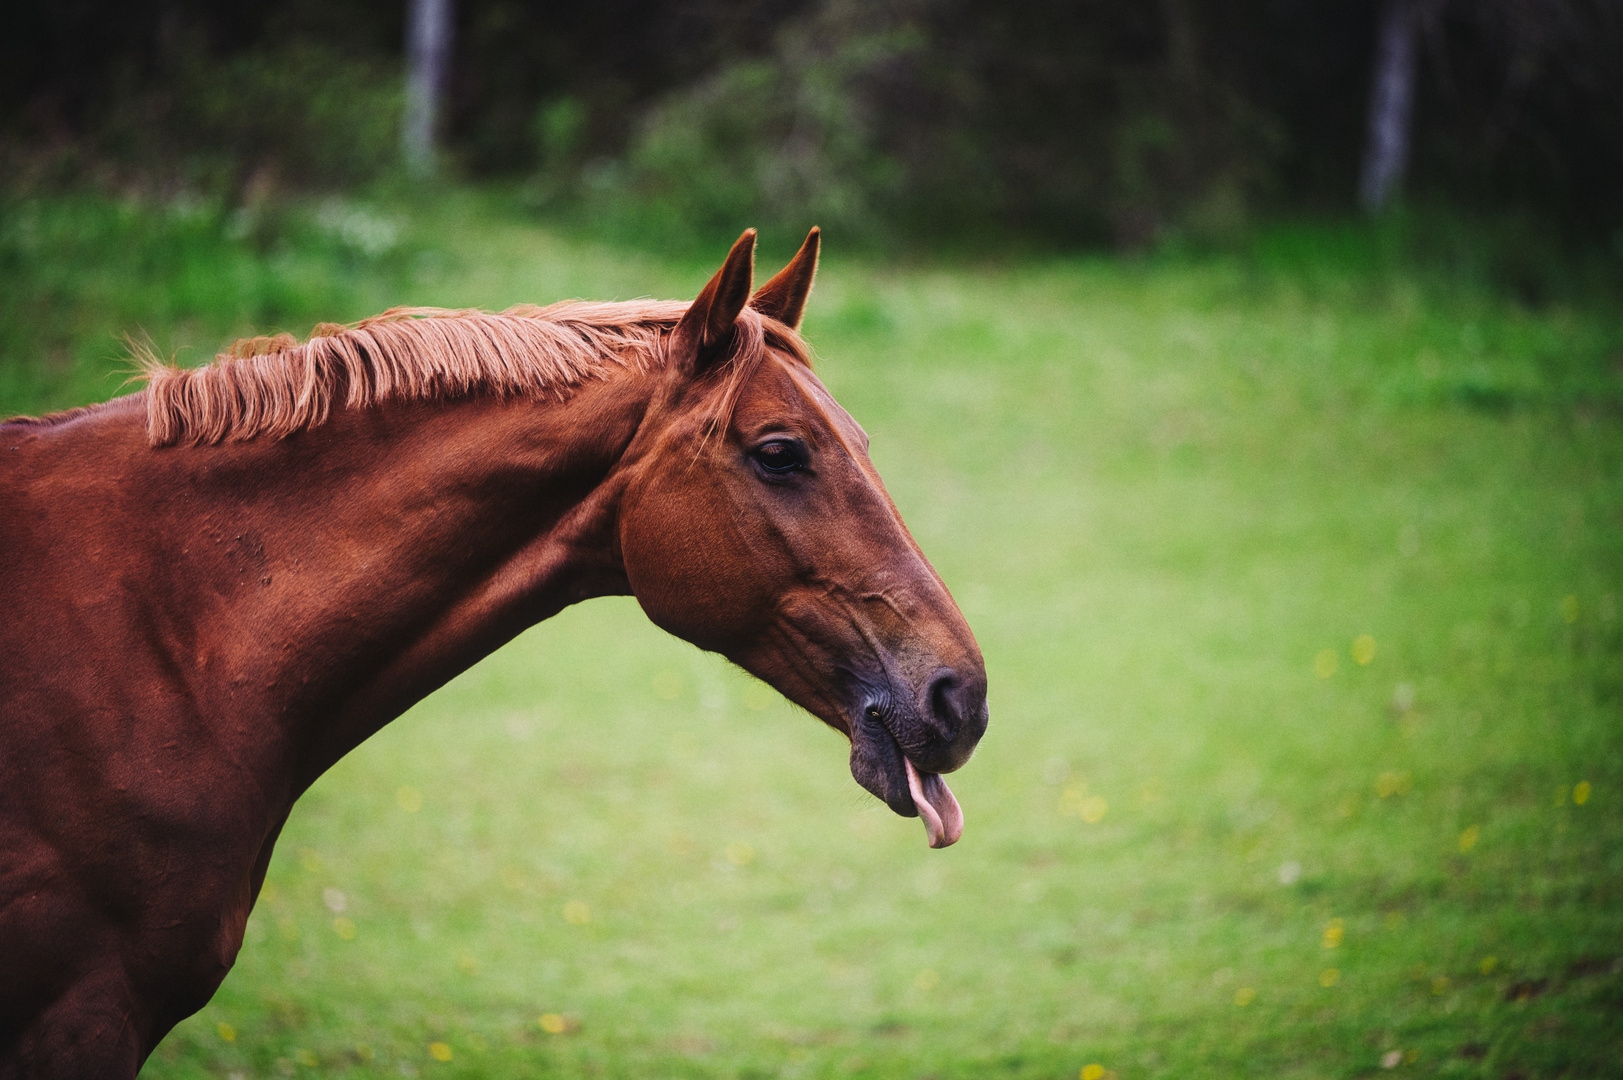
[0,228,987,1076]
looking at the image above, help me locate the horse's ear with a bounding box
[672,228,757,374]
[751,227,820,330]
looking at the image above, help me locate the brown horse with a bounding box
[0,229,986,1076]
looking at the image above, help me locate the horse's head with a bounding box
[618,230,988,847]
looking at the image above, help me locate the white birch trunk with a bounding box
[403,0,454,177]
[1359,0,1418,213]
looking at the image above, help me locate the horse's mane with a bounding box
[130,300,808,447]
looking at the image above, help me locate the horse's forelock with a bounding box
[689,309,818,452]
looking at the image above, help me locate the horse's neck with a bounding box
[97,378,646,790]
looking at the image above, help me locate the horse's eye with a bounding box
[752,439,807,476]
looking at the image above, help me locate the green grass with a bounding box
[4,194,1621,1078]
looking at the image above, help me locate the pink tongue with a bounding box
[904,757,963,848]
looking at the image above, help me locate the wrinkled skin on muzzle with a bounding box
[617,229,988,847]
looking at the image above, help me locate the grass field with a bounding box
[4,192,1622,1079]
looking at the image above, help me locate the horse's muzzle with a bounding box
[848,664,987,847]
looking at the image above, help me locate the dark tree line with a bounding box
[4,0,1619,245]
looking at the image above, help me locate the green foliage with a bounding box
[531,8,910,251]
[5,193,1618,1078]
[8,0,1622,246]
[9,38,402,199]
[538,0,1280,253]
[153,41,403,192]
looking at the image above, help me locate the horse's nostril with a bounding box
[925,668,988,745]
[928,672,961,731]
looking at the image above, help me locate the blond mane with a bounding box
[137,301,808,447]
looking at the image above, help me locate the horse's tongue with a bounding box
[904,757,963,849]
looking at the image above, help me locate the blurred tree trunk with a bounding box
[1359,0,1417,213]
[403,0,454,177]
